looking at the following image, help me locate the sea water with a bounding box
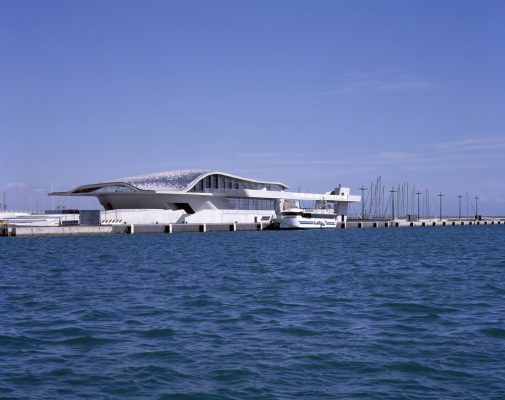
[1,226,505,399]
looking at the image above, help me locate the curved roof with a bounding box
[117,169,288,191]
[52,169,288,195]
[118,169,211,191]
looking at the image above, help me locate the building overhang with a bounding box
[48,170,360,204]
[178,189,361,203]
[50,182,155,197]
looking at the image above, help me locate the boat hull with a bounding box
[276,217,337,229]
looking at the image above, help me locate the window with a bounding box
[282,211,302,216]
[188,175,285,192]
[91,185,136,194]
[189,180,204,192]
[226,197,275,210]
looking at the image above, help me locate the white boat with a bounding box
[275,208,338,229]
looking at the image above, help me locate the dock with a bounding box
[1,219,504,237]
[345,219,504,229]
[1,222,268,237]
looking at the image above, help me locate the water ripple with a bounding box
[1,226,505,399]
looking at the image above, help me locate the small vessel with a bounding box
[276,208,337,229]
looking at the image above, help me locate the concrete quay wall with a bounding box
[3,225,124,237]
[2,222,268,237]
[1,219,503,237]
[345,219,504,229]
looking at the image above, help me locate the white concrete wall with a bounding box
[97,189,360,211]
[100,209,185,225]
[335,186,351,196]
[184,209,274,224]
[335,202,349,218]
[13,225,115,236]
[0,212,31,219]
[99,208,274,225]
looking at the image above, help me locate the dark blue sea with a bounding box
[1,226,505,399]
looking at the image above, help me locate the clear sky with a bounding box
[1,0,504,215]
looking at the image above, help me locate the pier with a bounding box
[1,218,503,237]
[344,218,504,229]
[0,222,269,237]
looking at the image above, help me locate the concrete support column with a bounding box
[275,199,284,215]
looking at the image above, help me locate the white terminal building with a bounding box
[51,169,360,225]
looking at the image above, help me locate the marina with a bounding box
[1,170,502,237]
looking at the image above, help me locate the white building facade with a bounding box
[51,169,360,225]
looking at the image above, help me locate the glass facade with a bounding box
[94,185,136,193]
[226,197,276,210]
[188,174,284,192]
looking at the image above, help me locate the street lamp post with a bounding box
[457,194,463,221]
[415,191,422,221]
[359,186,367,219]
[437,193,444,221]
[390,188,397,220]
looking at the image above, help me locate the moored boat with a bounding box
[275,208,337,229]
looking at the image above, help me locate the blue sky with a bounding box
[1,0,504,214]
